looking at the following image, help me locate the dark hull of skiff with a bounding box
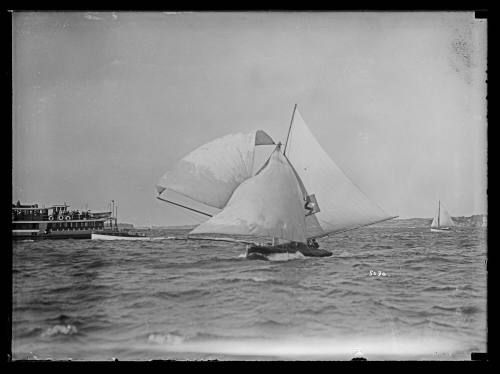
[246,243,332,260]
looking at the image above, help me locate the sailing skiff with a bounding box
[430,200,455,232]
[156,105,396,259]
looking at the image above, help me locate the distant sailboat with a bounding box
[156,105,397,259]
[430,200,455,232]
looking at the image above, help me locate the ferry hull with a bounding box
[12,230,92,240]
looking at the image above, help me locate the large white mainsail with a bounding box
[285,108,395,238]
[156,130,274,209]
[431,201,455,228]
[189,144,307,243]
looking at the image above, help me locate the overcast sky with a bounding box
[12,11,487,226]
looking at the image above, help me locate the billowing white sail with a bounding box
[189,144,307,243]
[440,209,455,227]
[431,202,455,228]
[430,211,440,228]
[285,109,395,238]
[156,130,274,209]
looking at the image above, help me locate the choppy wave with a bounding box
[223,276,270,284]
[267,252,306,261]
[41,324,78,338]
[153,289,211,299]
[423,286,459,292]
[148,332,185,345]
[12,226,487,360]
[298,305,338,315]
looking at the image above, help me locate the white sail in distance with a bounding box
[189,144,307,243]
[431,202,455,228]
[156,130,274,209]
[285,108,396,238]
[430,211,439,228]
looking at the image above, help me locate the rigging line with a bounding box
[167,198,206,223]
[283,103,298,156]
[309,215,399,240]
[185,235,259,246]
[156,196,213,217]
[283,153,309,197]
[438,200,440,228]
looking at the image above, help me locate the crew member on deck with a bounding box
[307,238,319,248]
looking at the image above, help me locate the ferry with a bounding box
[12,201,112,240]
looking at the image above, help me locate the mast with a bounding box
[438,200,440,228]
[108,201,112,229]
[283,104,298,155]
[111,200,115,230]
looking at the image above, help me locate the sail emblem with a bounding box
[304,194,320,216]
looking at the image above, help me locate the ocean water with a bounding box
[12,225,487,361]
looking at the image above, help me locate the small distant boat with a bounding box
[92,200,164,241]
[155,105,397,259]
[430,200,455,232]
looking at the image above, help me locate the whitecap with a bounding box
[148,333,185,345]
[267,252,305,262]
[41,324,78,337]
